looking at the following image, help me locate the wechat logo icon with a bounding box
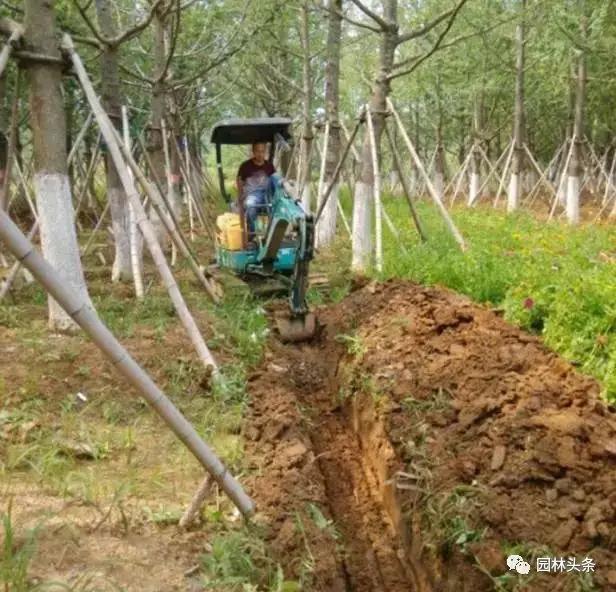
[507,554,531,575]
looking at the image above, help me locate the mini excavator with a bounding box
[211,118,316,342]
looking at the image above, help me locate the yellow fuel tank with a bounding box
[216,213,244,250]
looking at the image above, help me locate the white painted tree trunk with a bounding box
[434,171,444,201]
[351,180,372,272]
[316,182,339,248]
[35,173,91,330]
[468,172,480,206]
[566,174,580,223]
[301,183,312,213]
[507,173,519,212]
[109,186,131,281]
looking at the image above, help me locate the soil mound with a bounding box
[328,279,616,590]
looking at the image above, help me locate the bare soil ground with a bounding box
[246,279,616,591]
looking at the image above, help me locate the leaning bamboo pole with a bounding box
[524,141,564,207]
[81,201,111,256]
[314,118,361,224]
[132,134,222,302]
[0,29,21,80]
[384,124,427,242]
[492,141,515,208]
[387,98,466,251]
[64,36,218,373]
[0,221,38,302]
[365,106,383,272]
[0,206,254,516]
[472,141,512,202]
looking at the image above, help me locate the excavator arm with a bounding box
[255,175,317,341]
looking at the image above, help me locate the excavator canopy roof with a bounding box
[210,117,293,145]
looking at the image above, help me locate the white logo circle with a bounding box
[516,560,531,575]
[506,554,524,570]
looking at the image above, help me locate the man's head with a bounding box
[251,142,268,165]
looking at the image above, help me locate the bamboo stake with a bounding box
[365,106,383,272]
[524,141,564,207]
[492,140,515,208]
[314,118,361,224]
[179,475,212,529]
[384,123,427,242]
[341,119,361,163]
[381,201,408,255]
[65,36,219,373]
[472,141,511,202]
[336,198,351,237]
[74,136,102,221]
[183,140,206,227]
[133,134,222,302]
[14,160,38,220]
[0,206,253,516]
[414,146,438,198]
[172,137,206,228]
[81,201,111,256]
[449,148,473,206]
[387,98,466,250]
[523,143,557,204]
[602,149,616,205]
[0,68,20,212]
[67,113,94,165]
[442,147,470,200]
[121,106,146,300]
[478,144,503,188]
[0,221,38,302]
[1,114,94,301]
[0,29,21,80]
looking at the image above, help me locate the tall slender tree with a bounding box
[507,0,526,212]
[23,0,92,330]
[316,0,342,247]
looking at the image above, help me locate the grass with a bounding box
[338,187,616,401]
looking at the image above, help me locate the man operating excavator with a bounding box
[236,142,276,240]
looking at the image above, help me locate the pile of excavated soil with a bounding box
[328,280,616,590]
[245,279,616,591]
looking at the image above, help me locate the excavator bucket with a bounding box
[276,312,317,343]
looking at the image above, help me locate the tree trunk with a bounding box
[0,72,8,211]
[316,0,341,248]
[95,0,132,281]
[434,84,445,200]
[352,1,397,272]
[147,8,180,245]
[24,0,91,331]
[508,0,526,213]
[298,1,313,212]
[468,94,483,205]
[566,7,586,225]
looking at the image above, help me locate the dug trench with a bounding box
[244,279,616,591]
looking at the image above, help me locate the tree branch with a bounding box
[397,2,463,45]
[71,0,164,48]
[392,9,514,73]
[348,0,388,31]
[388,0,469,81]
